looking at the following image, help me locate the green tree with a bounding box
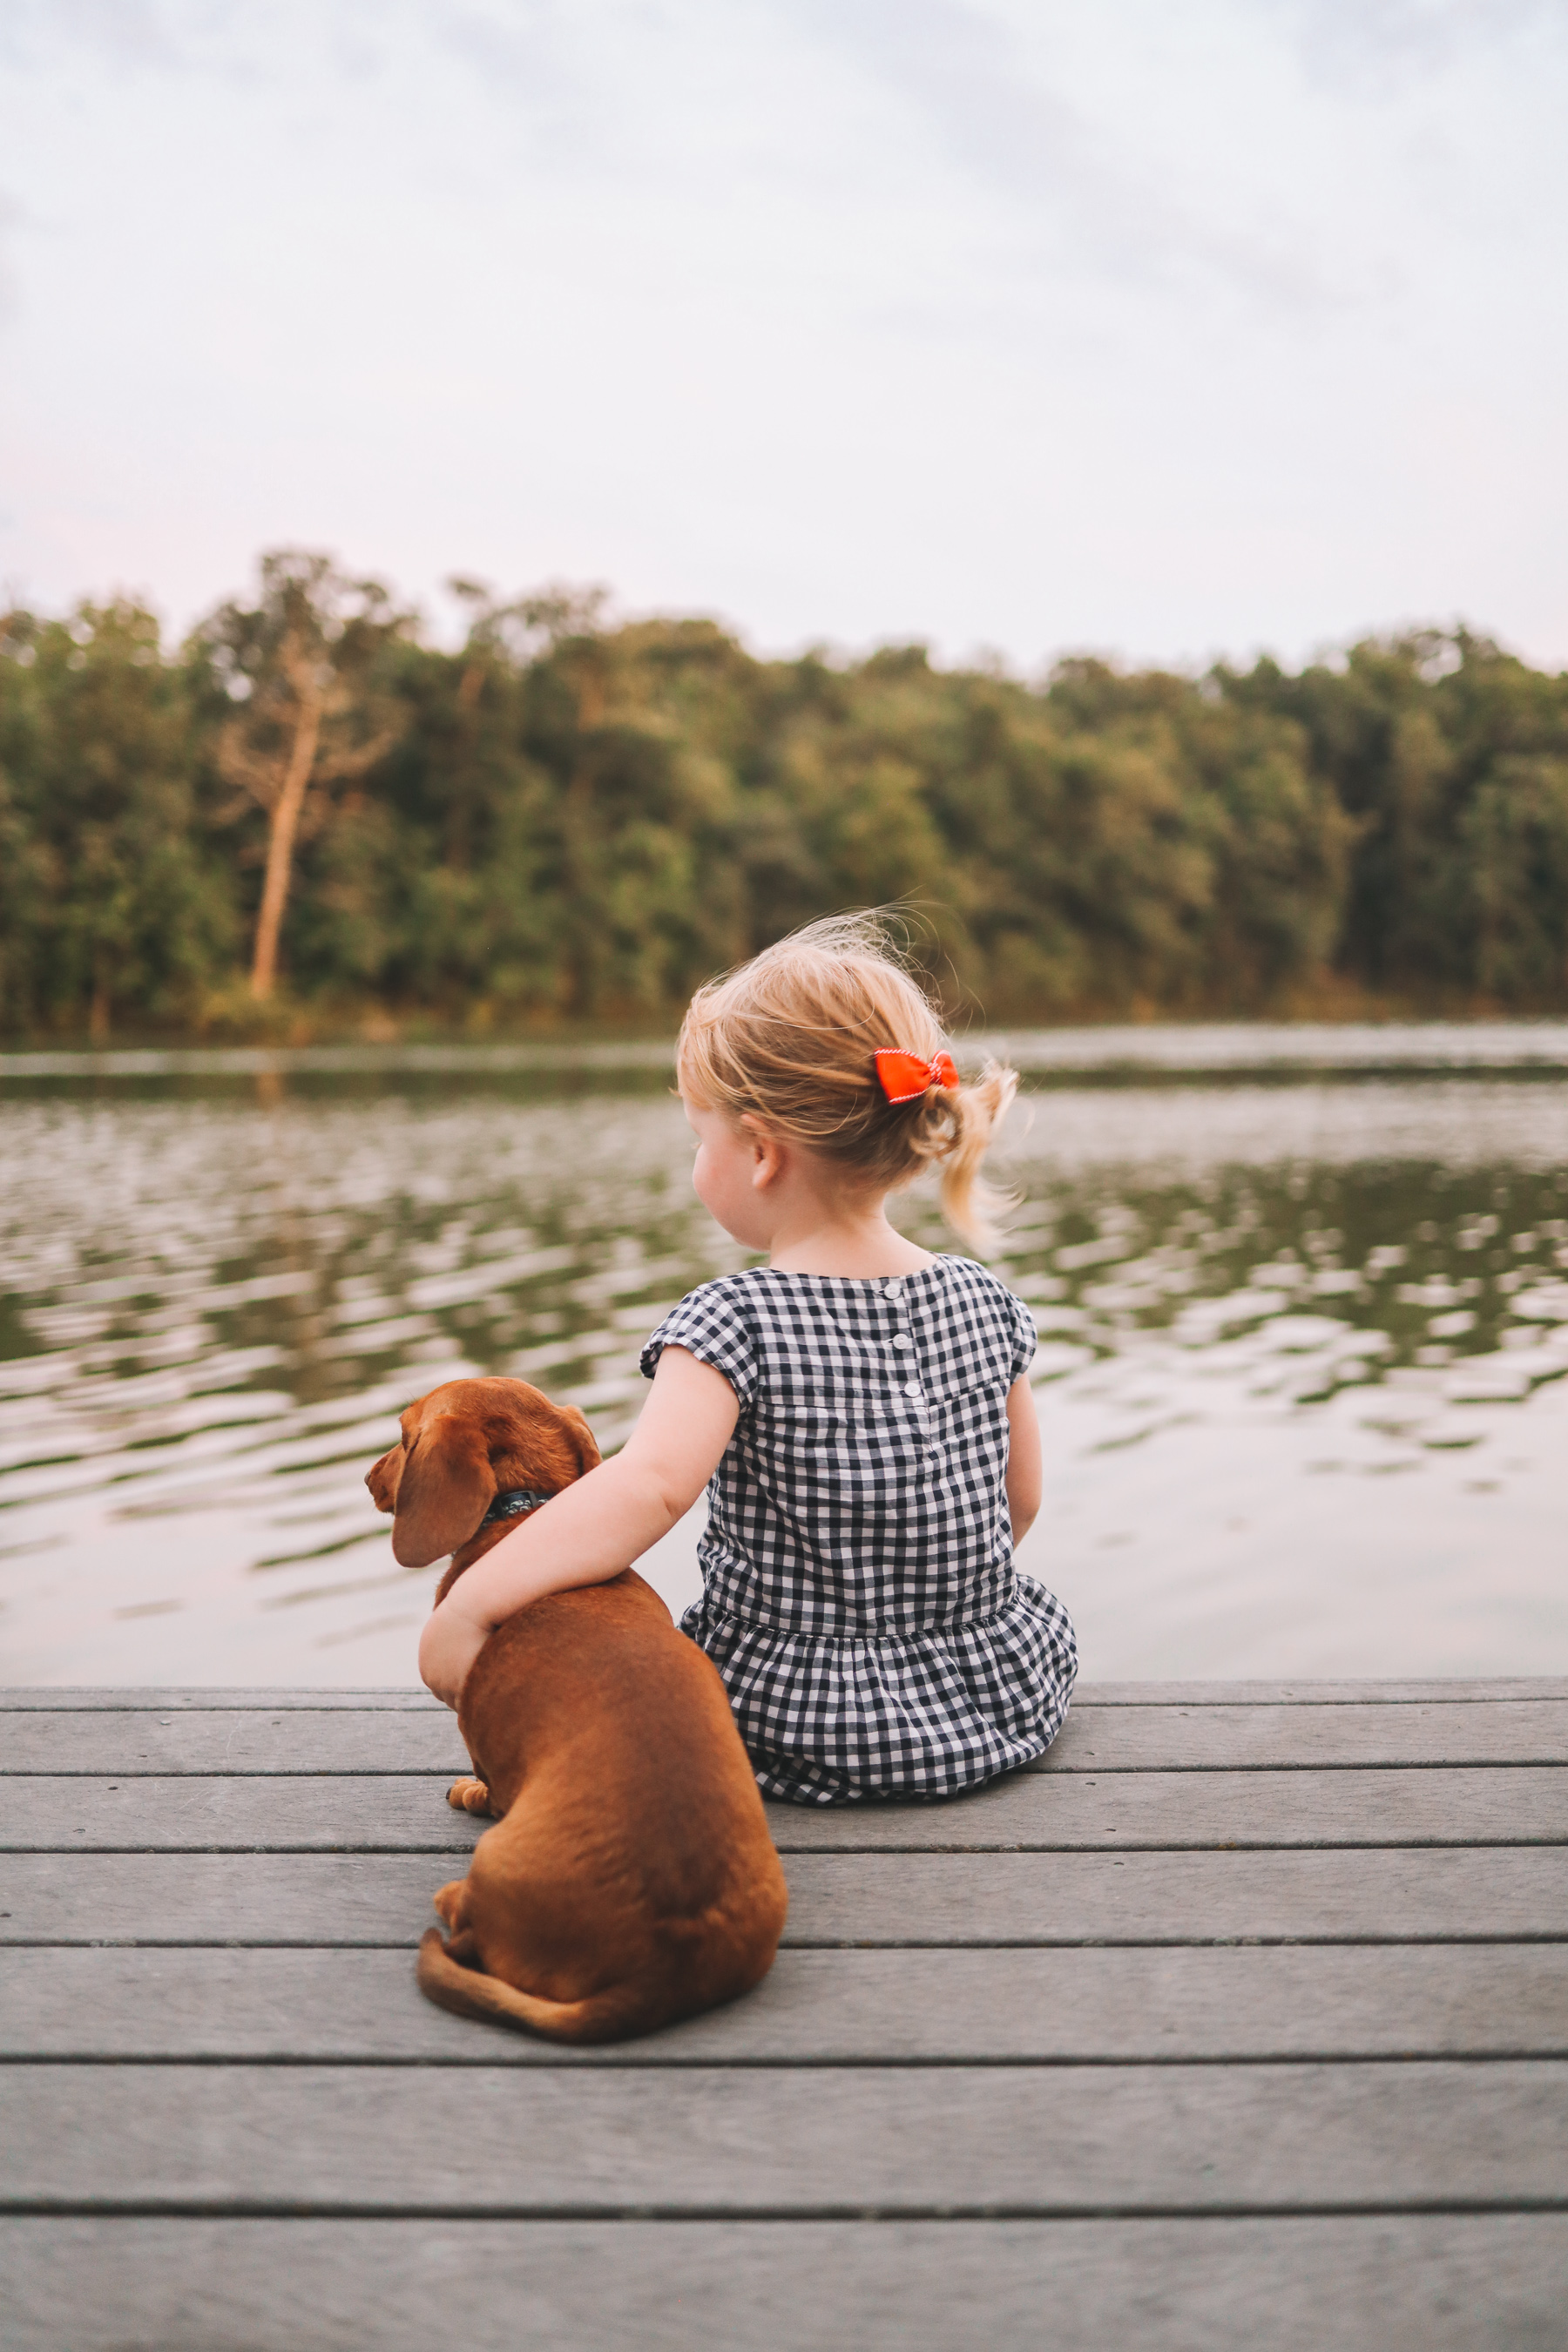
[193,551,409,1000]
[5,564,1568,1040]
[1462,755,1568,999]
[0,600,232,1038]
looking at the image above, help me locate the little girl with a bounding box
[419,915,1078,1803]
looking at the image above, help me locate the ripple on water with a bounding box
[1,1077,1565,1682]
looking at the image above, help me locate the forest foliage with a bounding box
[3,549,1566,1041]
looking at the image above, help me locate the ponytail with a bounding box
[906,1061,1018,1253]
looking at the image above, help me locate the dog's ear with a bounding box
[556,1403,601,1478]
[390,1418,497,1567]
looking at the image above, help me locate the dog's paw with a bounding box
[447,1775,494,1815]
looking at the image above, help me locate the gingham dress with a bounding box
[640,1255,1078,1805]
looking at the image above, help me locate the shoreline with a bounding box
[5,1018,1568,1085]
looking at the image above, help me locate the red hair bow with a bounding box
[875,1048,960,1105]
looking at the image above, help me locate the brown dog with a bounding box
[366,1375,787,2044]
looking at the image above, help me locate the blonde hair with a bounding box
[678,913,1017,1252]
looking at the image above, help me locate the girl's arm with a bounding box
[418,1346,740,1707]
[1005,1375,1042,1542]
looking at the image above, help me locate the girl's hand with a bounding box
[419,1593,490,1711]
[414,1346,740,1708]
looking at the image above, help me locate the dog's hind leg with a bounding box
[431,1877,473,1935]
[447,1775,494,1814]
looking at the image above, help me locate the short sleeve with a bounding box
[640,1280,760,1409]
[1007,1288,1037,1382]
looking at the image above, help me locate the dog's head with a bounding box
[366,1375,600,1569]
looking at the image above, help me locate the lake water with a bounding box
[2,1031,1565,1686]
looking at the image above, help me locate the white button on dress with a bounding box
[638,1254,1078,1806]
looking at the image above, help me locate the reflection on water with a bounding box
[1,1069,1565,1684]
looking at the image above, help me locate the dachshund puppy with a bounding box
[366,1375,787,2044]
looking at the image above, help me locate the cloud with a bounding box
[433,0,573,87]
[1279,0,1558,94]
[0,0,180,69]
[0,0,608,159]
[429,1,598,156]
[784,0,1343,312]
[0,190,23,321]
[0,0,410,79]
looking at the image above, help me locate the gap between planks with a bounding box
[5,1678,1567,1710]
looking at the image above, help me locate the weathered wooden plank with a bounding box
[6,1944,1566,2065]
[2,2215,1561,2352]
[6,2215,1567,2352]
[10,1700,1567,1777]
[778,1846,1568,1947]
[1076,1680,1568,1707]
[7,1845,1568,1950]
[0,1688,438,1711]
[4,1677,1565,1713]
[1028,1702,1568,1772]
[0,1851,449,1945]
[5,1767,1565,1853]
[0,1774,476,1853]
[0,1710,470,1776]
[767,1768,1568,1854]
[6,2060,1565,2213]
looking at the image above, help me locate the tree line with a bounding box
[2,548,1565,1042]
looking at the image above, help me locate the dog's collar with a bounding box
[478,1487,556,1529]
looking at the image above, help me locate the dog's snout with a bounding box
[366,1443,404,1514]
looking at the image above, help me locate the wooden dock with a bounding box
[3,1679,1566,2348]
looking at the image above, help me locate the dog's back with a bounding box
[417,1570,789,2044]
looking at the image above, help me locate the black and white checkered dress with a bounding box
[640,1255,1077,1805]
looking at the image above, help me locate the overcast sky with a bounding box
[1,0,1564,671]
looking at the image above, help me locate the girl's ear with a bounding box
[740,1118,787,1191]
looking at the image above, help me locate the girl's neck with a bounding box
[766,1199,936,1280]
